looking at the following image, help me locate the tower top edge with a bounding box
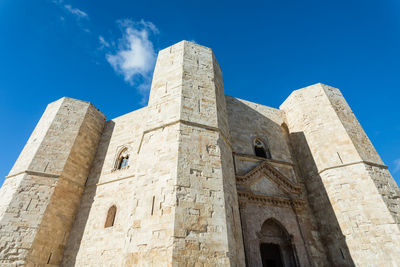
[279,82,340,110]
[49,97,106,118]
[158,40,213,54]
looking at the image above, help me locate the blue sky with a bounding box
[0,0,399,186]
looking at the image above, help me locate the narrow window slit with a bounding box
[151,196,155,215]
[198,99,201,113]
[337,152,343,164]
[26,199,32,211]
[340,248,346,259]
[43,162,49,172]
[47,252,52,264]
[231,206,236,227]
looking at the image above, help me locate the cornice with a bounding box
[238,190,305,211]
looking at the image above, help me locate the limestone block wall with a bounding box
[63,43,184,266]
[7,99,63,175]
[226,97,290,158]
[226,96,294,174]
[226,96,329,266]
[323,86,400,225]
[281,83,400,266]
[172,41,245,266]
[62,107,163,266]
[63,41,245,266]
[63,44,192,266]
[0,97,105,266]
[2,40,399,267]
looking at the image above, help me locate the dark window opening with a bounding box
[254,139,271,159]
[255,146,267,158]
[260,243,284,267]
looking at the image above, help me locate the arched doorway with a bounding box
[259,219,298,267]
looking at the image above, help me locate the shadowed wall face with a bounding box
[281,83,400,266]
[226,96,330,266]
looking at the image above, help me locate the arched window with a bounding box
[254,138,271,159]
[114,147,130,170]
[105,205,116,228]
[118,155,129,169]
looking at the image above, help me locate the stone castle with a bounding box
[0,41,399,267]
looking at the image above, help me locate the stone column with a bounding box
[281,83,400,266]
[0,97,105,266]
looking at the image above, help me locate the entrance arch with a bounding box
[259,219,298,267]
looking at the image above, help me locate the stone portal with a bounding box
[259,219,298,267]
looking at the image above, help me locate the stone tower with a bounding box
[0,98,105,265]
[0,41,399,267]
[62,41,245,266]
[281,83,400,266]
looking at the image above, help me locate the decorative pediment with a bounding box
[250,178,287,198]
[236,161,301,195]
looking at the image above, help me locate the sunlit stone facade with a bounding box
[1,41,399,267]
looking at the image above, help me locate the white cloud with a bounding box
[49,2,158,104]
[394,158,400,173]
[52,1,89,22]
[137,19,159,34]
[105,19,158,96]
[98,35,110,48]
[64,4,88,19]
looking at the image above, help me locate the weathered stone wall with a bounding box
[323,86,400,225]
[2,41,399,267]
[62,41,245,266]
[0,97,105,266]
[62,105,179,266]
[173,42,244,266]
[226,96,291,162]
[226,96,329,266]
[281,83,400,266]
